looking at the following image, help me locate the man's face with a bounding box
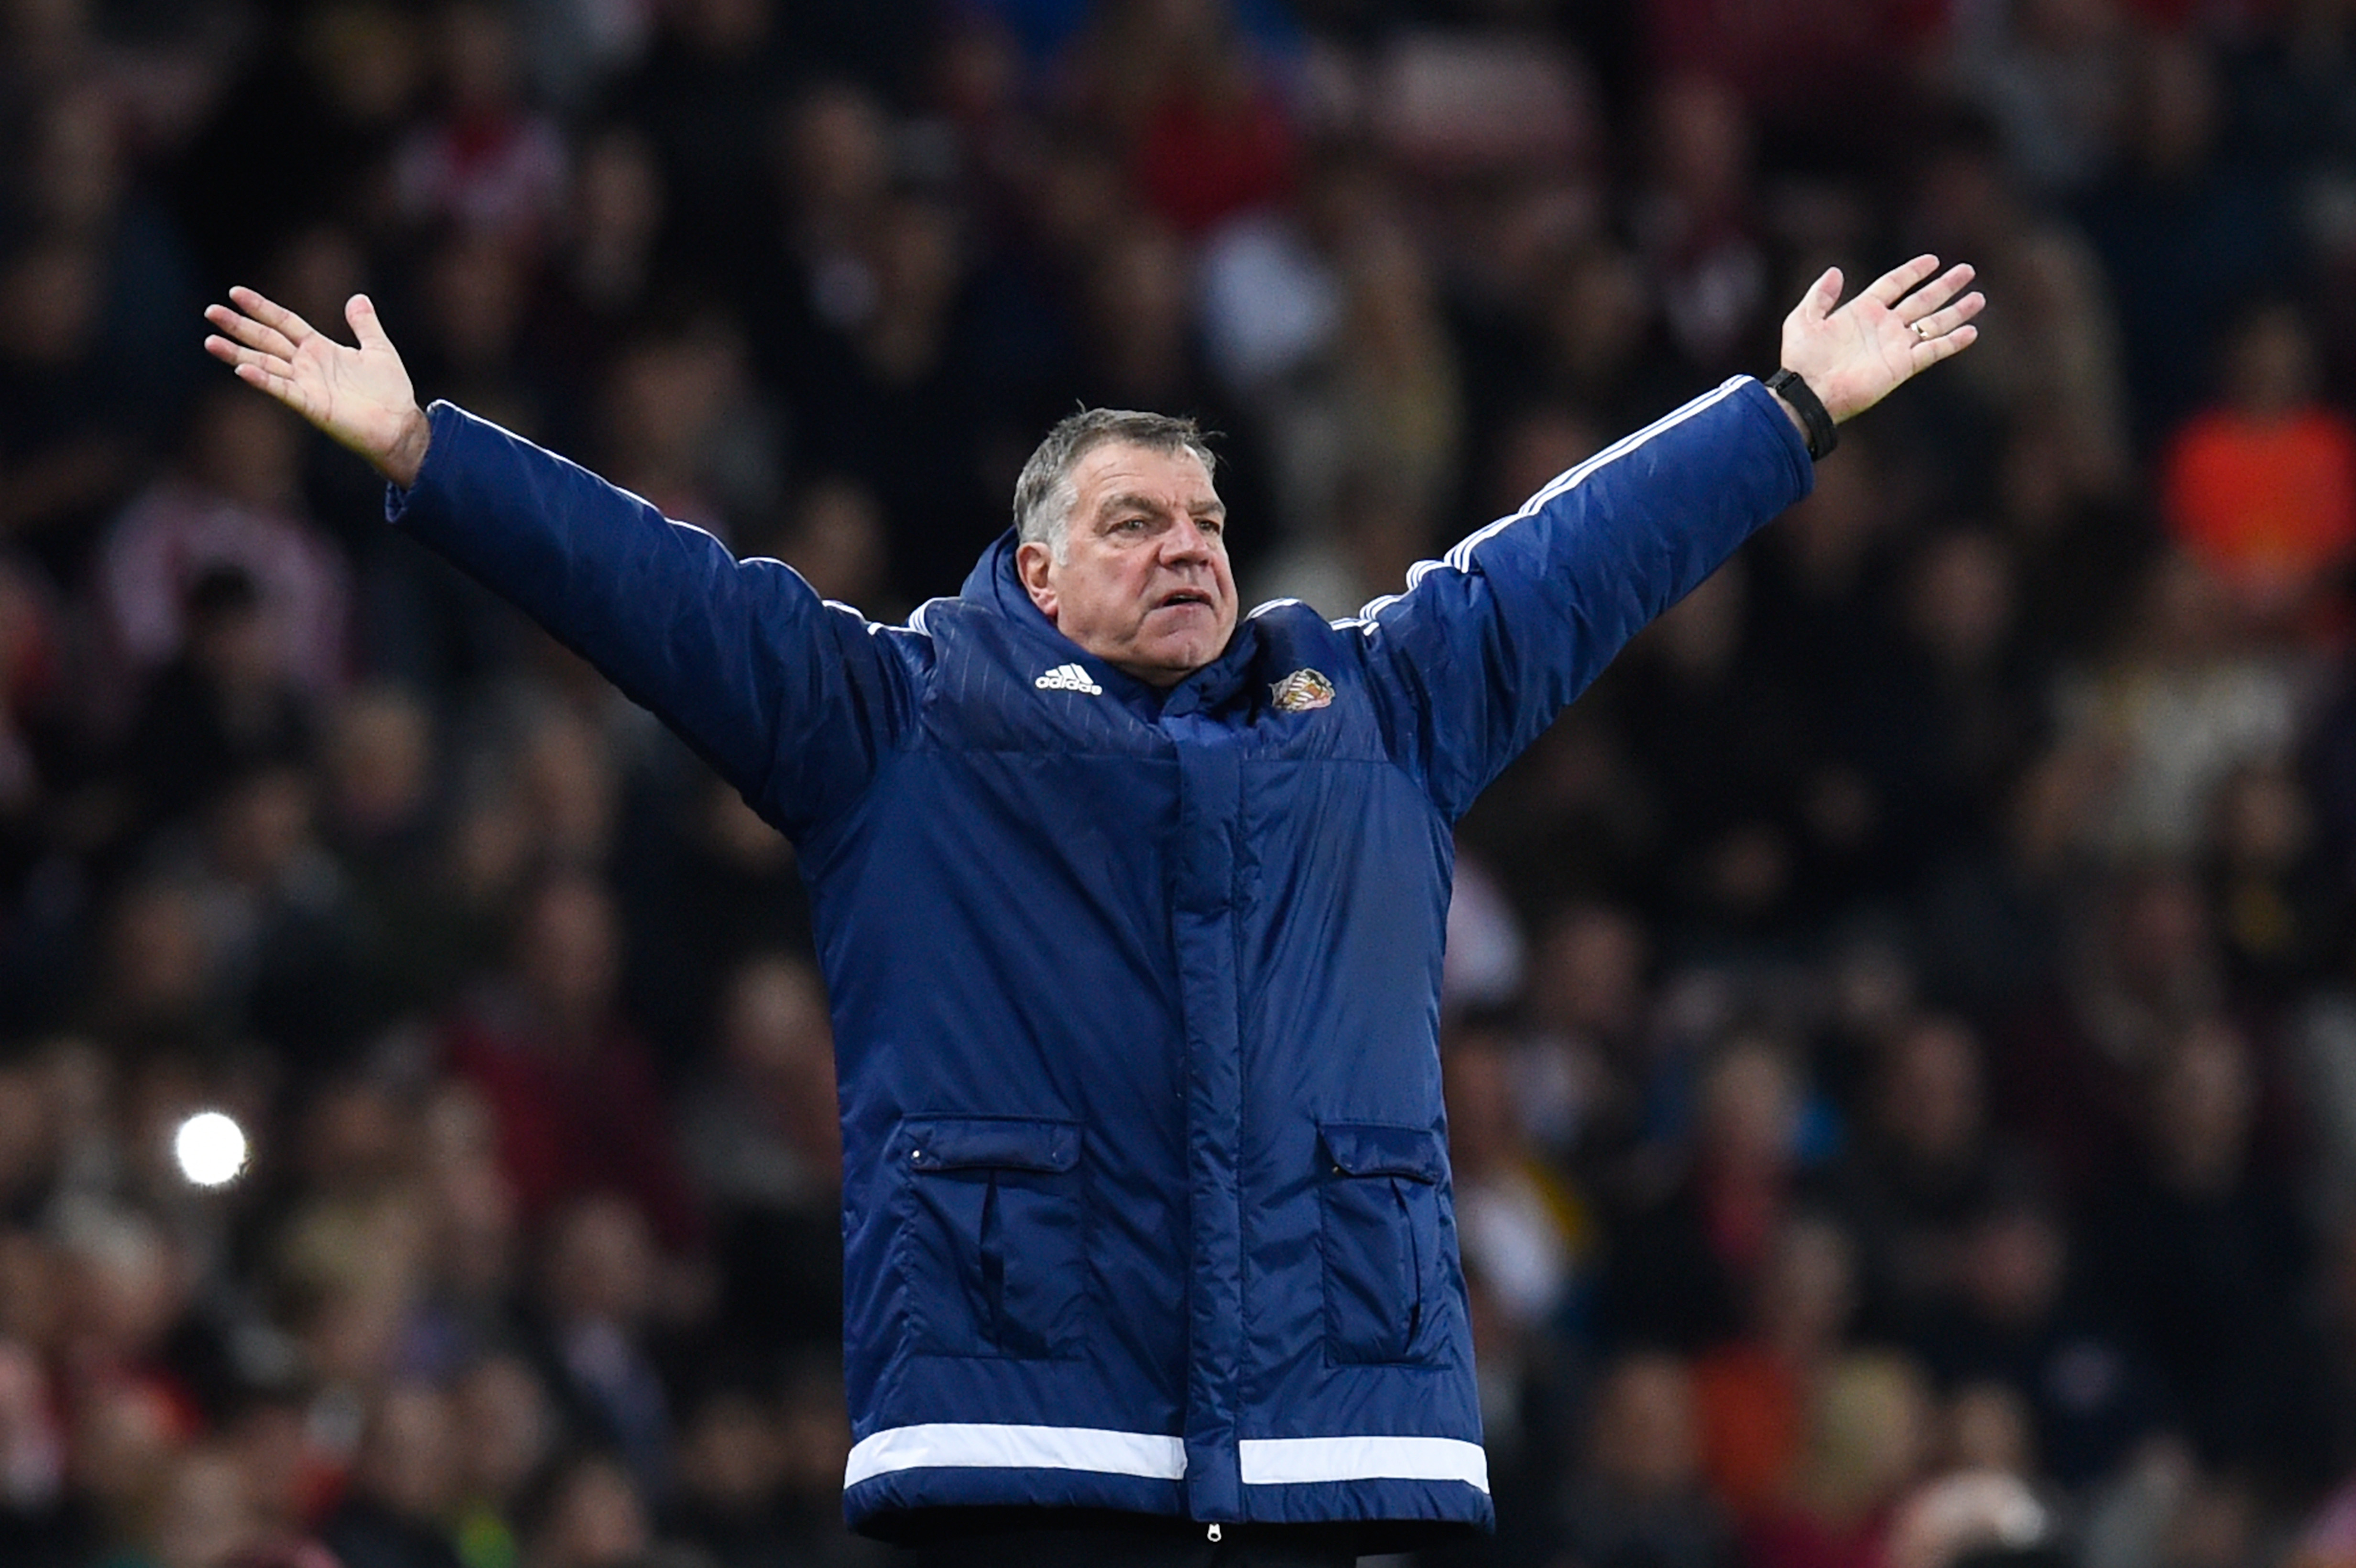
[1016,440,1238,686]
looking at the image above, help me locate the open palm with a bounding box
[1781,255,1983,424]
[203,287,432,487]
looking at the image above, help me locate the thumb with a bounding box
[347,293,393,352]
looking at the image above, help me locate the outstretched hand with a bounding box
[1778,255,1983,425]
[203,288,433,489]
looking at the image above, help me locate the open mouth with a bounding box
[1156,588,1213,611]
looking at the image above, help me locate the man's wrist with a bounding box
[1763,369,1837,461]
[382,405,433,490]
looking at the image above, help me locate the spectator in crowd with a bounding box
[531,1197,676,1506]
[661,1381,789,1568]
[441,871,702,1255]
[2088,1019,2334,1488]
[770,1353,871,1564]
[1690,1211,1860,1520]
[1911,1192,2162,1489]
[2204,757,2338,995]
[1509,902,1656,1178]
[1993,861,2233,1205]
[1441,1023,1589,1346]
[0,1337,72,1566]
[1907,112,2131,523]
[0,234,158,556]
[2079,29,2298,447]
[1610,559,1809,939]
[448,1353,556,1568]
[593,311,783,547]
[1558,1352,1741,1568]
[118,566,314,842]
[1835,1014,2019,1338]
[390,1,568,251]
[1884,1468,2054,1568]
[1600,1035,1817,1354]
[1741,1353,1934,1568]
[128,1442,265,1568]
[1634,75,1770,378]
[2161,300,2356,638]
[524,126,668,444]
[318,1380,467,1568]
[1058,0,1298,239]
[402,230,546,445]
[1526,242,1695,439]
[96,388,351,731]
[1880,530,2042,874]
[514,1448,650,1568]
[614,0,804,283]
[679,952,843,1355]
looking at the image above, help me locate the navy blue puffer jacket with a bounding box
[388,376,1812,1541]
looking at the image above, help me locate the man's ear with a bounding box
[1015,539,1059,622]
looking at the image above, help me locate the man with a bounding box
[204,256,1978,1566]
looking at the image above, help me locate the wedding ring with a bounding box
[1915,320,1932,339]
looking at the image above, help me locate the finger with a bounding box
[203,334,284,374]
[227,284,321,347]
[1864,254,1941,309]
[1898,263,1977,325]
[346,293,393,353]
[1916,322,1979,365]
[232,360,317,419]
[206,301,299,362]
[1909,290,1986,342]
[203,326,294,371]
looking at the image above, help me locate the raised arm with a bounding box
[203,288,920,837]
[204,287,433,488]
[1773,254,1983,429]
[1356,255,1982,820]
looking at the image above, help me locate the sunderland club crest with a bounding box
[1268,669,1336,713]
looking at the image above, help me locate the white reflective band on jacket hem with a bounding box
[843,1425,1187,1487]
[1239,1437,1490,1492]
[842,1425,1489,1494]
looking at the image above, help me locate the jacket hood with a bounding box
[959,527,1263,714]
[962,529,1044,625]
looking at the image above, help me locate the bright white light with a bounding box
[174,1111,248,1187]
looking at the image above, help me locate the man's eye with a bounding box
[1199,518,1223,536]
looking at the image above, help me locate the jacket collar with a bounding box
[961,530,1262,718]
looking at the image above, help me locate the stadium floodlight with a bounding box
[174,1111,249,1188]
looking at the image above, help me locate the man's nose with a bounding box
[1162,516,1215,560]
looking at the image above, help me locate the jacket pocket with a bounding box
[1319,1122,1446,1366]
[895,1116,1085,1360]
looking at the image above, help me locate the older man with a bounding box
[206,256,1977,1567]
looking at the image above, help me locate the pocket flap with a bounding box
[903,1116,1080,1173]
[1320,1122,1443,1183]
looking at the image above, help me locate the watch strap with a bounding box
[1764,368,1838,461]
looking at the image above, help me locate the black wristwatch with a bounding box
[1764,368,1838,461]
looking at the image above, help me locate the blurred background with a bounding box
[7,0,2356,1565]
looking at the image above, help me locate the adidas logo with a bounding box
[1034,663,1103,695]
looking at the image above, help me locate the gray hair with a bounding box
[1012,408,1217,561]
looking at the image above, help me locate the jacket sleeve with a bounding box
[1352,376,1814,821]
[386,402,920,838]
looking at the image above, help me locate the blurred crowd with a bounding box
[11,0,2356,1566]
